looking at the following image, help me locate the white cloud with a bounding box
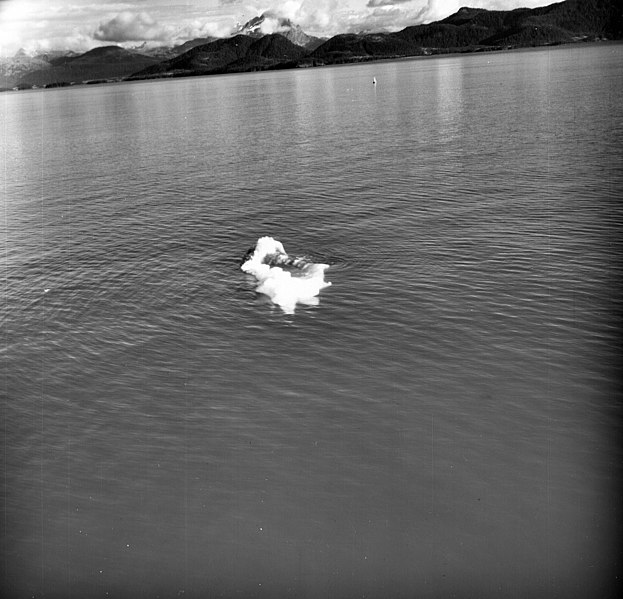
[416,0,461,23]
[236,1,357,36]
[245,0,413,35]
[0,0,557,58]
[274,0,339,33]
[93,11,173,42]
[240,1,440,36]
[177,18,234,40]
[367,0,413,7]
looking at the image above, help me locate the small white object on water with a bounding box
[240,236,330,314]
[373,77,377,85]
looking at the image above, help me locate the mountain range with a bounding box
[234,11,324,51]
[2,0,620,90]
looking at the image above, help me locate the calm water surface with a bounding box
[1,43,622,598]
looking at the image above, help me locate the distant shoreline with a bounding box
[2,39,620,93]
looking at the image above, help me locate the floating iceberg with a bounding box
[240,236,331,314]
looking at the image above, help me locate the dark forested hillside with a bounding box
[312,0,621,62]
[129,34,307,79]
[406,0,620,47]
[129,35,257,79]
[18,46,159,87]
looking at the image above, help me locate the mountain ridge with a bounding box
[128,34,308,80]
[3,0,621,90]
[234,12,324,50]
[310,0,621,64]
[10,46,160,88]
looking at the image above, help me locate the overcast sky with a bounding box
[0,0,553,57]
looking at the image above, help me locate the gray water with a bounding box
[1,43,622,598]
